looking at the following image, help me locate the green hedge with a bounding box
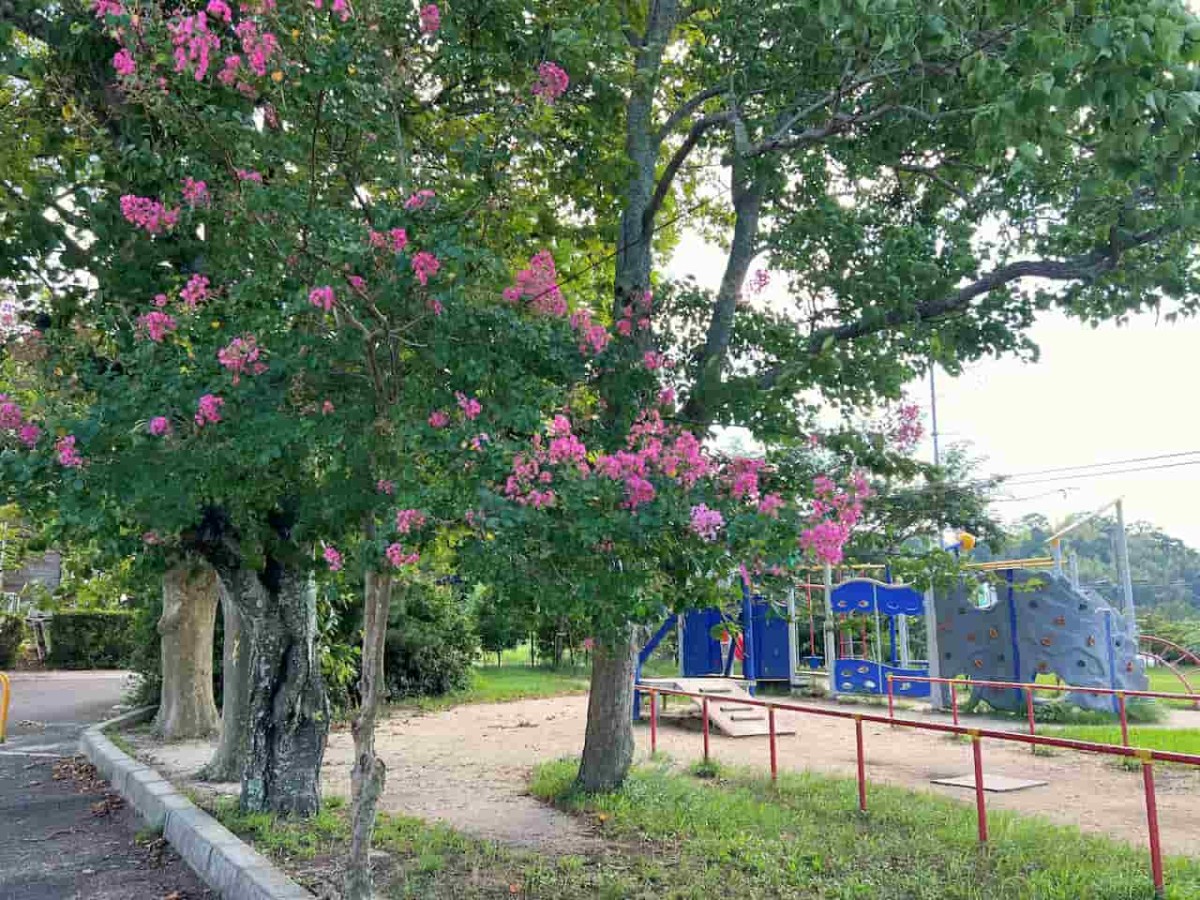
[46,611,137,669]
[0,615,27,668]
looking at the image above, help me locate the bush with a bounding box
[45,611,137,669]
[385,581,477,699]
[0,615,27,667]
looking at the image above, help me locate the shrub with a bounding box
[45,611,136,669]
[0,615,27,667]
[385,580,477,699]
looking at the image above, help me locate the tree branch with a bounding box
[644,111,733,228]
[893,162,970,202]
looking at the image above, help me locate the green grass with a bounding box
[1042,725,1200,756]
[528,760,1200,899]
[1146,666,1200,708]
[397,663,592,712]
[209,762,1200,899]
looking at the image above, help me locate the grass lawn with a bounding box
[1042,724,1200,755]
[212,760,1200,899]
[1146,666,1200,708]
[396,663,592,712]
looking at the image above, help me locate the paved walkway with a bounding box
[0,670,210,899]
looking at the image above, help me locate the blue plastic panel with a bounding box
[830,579,924,616]
[751,602,791,680]
[681,608,725,677]
[834,659,931,696]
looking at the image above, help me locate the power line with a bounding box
[1000,457,1200,487]
[1001,450,1200,482]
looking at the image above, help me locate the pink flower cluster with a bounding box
[892,403,923,451]
[561,313,603,361]
[757,493,784,518]
[798,472,870,565]
[235,20,280,76]
[137,310,178,343]
[727,457,765,500]
[56,435,85,468]
[113,48,136,77]
[148,416,172,436]
[385,543,419,568]
[180,274,210,308]
[169,12,221,82]
[503,250,565,317]
[689,504,725,542]
[411,251,441,286]
[616,290,652,337]
[309,285,335,312]
[181,177,209,207]
[235,168,263,183]
[531,61,569,105]
[748,269,770,294]
[120,195,179,235]
[323,545,343,571]
[93,0,124,17]
[395,508,427,534]
[376,479,395,495]
[428,409,450,429]
[0,395,41,449]
[405,189,436,210]
[217,334,267,384]
[368,228,408,252]
[419,4,440,34]
[195,393,225,426]
[455,392,482,421]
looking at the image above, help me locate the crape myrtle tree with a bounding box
[2,0,625,876]
[517,0,1200,789]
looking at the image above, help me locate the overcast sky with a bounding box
[667,233,1200,551]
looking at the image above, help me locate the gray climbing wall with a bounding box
[933,570,1147,712]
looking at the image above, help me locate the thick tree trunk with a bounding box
[216,558,329,816]
[576,628,638,792]
[345,570,392,900]
[155,562,220,741]
[200,588,251,781]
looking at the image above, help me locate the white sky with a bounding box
[667,233,1200,550]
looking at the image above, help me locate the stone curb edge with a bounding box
[78,708,314,900]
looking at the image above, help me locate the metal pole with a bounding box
[929,364,941,468]
[787,583,800,688]
[1118,692,1130,748]
[951,682,960,726]
[769,706,778,782]
[702,696,711,763]
[887,674,895,723]
[972,733,988,844]
[1025,686,1036,741]
[1116,500,1136,617]
[650,690,658,754]
[824,563,837,699]
[855,716,867,811]
[1141,754,1165,897]
[924,589,944,710]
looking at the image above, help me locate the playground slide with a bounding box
[639,677,797,737]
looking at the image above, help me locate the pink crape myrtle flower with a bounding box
[309,285,335,311]
[531,61,569,104]
[136,310,178,343]
[217,334,267,384]
[234,20,280,76]
[892,403,924,451]
[142,531,163,546]
[169,11,221,82]
[504,250,565,316]
[195,393,224,426]
[235,168,263,183]
[181,177,209,207]
[347,275,367,294]
[93,0,124,17]
[218,55,242,86]
[395,508,426,535]
[642,351,665,371]
[0,396,24,430]
[321,400,335,415]
[376,479,395,495]
[148,416,172,436]
[120,195,179,234]
[411,251,440,286]
[180,273,210,307]
[206,0,233,22]
[455,392,482,420]
[419,4,440,34]
[56,435,84,468]
[385,543,419,568]
[323,545,343,572]
[405,189,436,210]
[18,424,42,448]
[757,493,784,518]
[112,48,136,78]
[690,504,725,542]
[428,409,450,428]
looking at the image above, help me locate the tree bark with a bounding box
[215,557,329,816]
[576,628,638,792]
[200,587,251,781]
[155,562,220,741]
[345,570,392,900]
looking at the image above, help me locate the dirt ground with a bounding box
[129,695,1200,859]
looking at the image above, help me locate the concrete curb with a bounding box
[79,708,314,900]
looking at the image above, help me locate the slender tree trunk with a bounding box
[200,587,251,781]
[155,562,220,741]
[576,628,638,792]
[345,570,392,900]
[216,558,329,816]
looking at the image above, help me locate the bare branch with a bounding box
[644,111,734,228]
[893,162,970,202]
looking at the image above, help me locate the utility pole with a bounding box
[929,364,941,468]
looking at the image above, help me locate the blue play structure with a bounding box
[828,578,931,699]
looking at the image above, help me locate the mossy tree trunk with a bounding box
[155,561,220,741]
[576,628,638,792]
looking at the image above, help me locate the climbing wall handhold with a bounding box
[1040,636,1053,647]
[1054,615,1066,626]
[966,632,976,643]
[988,627,999,639]
[1087,635,1096,647]
[973,658,984,669]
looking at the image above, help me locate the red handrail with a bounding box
[636,682,1196,896]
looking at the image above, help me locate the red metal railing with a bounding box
[886,673,1200,748]
[637,683,1200,897]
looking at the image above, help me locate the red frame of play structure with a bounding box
[636,683,1200,897]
